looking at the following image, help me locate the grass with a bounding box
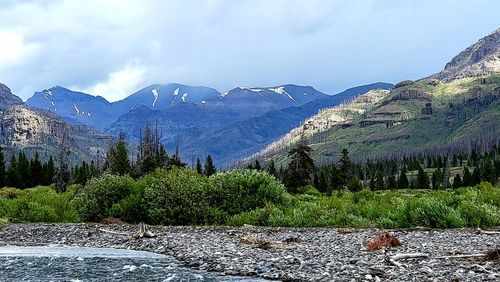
[228,183,500,229]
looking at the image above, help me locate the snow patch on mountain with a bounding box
[152,89,159,107]
[181,92,188,102]
[173,88,180,96]
[73,102,80,115]
[270,86,300,105]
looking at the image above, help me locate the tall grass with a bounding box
[228,183,500,228]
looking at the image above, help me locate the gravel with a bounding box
[0,223,499,281]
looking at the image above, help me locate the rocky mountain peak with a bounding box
[433,28,500,81]
[0,83,24,109]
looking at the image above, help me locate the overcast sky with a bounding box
[0,0,498,101]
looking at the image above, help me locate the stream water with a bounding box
[0,245,265,281]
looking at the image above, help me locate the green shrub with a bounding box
[143,168,211,225]
[74,173,135,222]
[209,169,288,216]
[391,197,462,228]
[0,187,26,199]
[297,185,322,196]
[0,186,79,223]
[457,202,499,227]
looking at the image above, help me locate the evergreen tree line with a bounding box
[0,148,55,189]
[252,138,500,194]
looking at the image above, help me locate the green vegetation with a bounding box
[227,183,500,228]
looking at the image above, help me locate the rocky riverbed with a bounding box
[0,223,498,281]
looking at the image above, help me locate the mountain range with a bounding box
[25,80,392,165]
[249,28,500,167]
[5,28,499,167]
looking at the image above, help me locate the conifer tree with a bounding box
[6,153,21,188]
[339,148,351,184]
[267,159,277,177]
[107,131,131,175]
[30,152,43,186]
[480,158,495,183]
[397,166,409,189]
[462,166,472,187]
[254,160,261,171]
[452,173,462,189]
[42,156,55,185]
[285,136,314,193]
[168,143,186,168]
[330,165,343,190]
[17,151,30,188]
[54,134,71,193]
[472,167,481,185]
[204,155,217,176]
[195,158,203,174]
[387,174,396,190]
[416,165,430,189]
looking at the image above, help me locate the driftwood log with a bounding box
[98,222,155,238]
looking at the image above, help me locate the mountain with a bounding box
[250,30,500,166]
[103,84,331,163]
[26,86,114,128]
[0,83,23,109]
[178,83,393,165]
[432,28,499,81]
[113,84,220,112]
[1,84,113,163]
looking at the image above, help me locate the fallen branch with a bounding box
[390,253,429,260]
[435,254,487,259]
[476,228,500,235]
[98,228,129,236]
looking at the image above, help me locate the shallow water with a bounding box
[0,245,264,281]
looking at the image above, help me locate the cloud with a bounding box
[0,0,498,101]
[76,62,146,102]
[0,31,41,69]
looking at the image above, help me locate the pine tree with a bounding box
[472,167,481,185]
[318,170,329,192]
[462,166,473,187]
[42,156,55,185]
[6,154,21,188]
[204,155,217,176]
[480,158,495,183]
[254,160,261,171]
[330,165,343,190]
[54,134,71,193]
[107,131,131,175]
[285,136,314,193]
[168,143,186,168]
[431,171,439,189]
[339,148,351,185]
[397,167,409,189]
[30,152,43,186]
[0,147,5,188]
[195,158,203,174]
[416,165,430,189]
[17,151,30,188]
[452,173,462,189]
[267,159,277,177]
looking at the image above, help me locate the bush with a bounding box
[143,168,211,225]
[74,173,135,222]
[391,197,463,228]
[0,187,26,199]
[209,169,288,216]
[0,186,79,223]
